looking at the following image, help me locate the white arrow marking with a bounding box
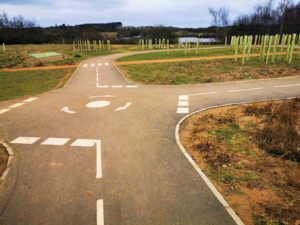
[115,102,132,111]
[61,107,76,114]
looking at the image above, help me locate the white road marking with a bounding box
[177,108,189,114]
[71,139,97,147]
[23,97,38,103]
[274,83,300,88]
[111,85,123,88]
[97,199,104,225]
[104,62,109,66]
[95,140,102,178]
[178,101,189,107]
[98,63,102,67]
[228,87,263,93]
[61,107,76,114]
[90,95,115,99]
[41,138,70,146]
[97,85,109,88]
[91,63,95,67]
[115,102,132,111]
[179,95,189,101]
[188,92,217,97]
[11,137,40,144]
[126,85,138,88]
[83,64,88,68]
[9,103,25,108]
[0,109,11,115]
[86,101,111,108]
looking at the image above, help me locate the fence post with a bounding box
[2,43,5,52]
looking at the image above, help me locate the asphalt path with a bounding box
[0,52,299,225]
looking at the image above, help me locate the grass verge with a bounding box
[118,57,300,85]
[0,69,74,101]
[180,99,300,225]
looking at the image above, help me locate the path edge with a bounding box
[174,97,298,225]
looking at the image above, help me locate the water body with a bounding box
[178,37,220,44]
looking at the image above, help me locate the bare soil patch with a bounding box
[180,99,300,225]
[0,144,9,176]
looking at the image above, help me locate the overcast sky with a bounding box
[0,0,281,27]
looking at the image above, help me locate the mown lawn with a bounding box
[0,69,74,101]
[119,57,300,85]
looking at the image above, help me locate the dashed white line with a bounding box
[91,63,95,67]
[0,109,11,115]
[179,95,189,101]
[90,95,115,98]
[98,63,102,67]
[11,137,40,144]
[9,103,25,108]
[111,85,123,88]
[41,138,70,146]
[178,101,189,107]
[228,87,263,93]
[71,139,97,147]
[83,64,88,68]
[95,140,102,179]
[23,97,38,103]
[177,108,189,114]
[274,83,300,88]
[97,85,109,88]
[104,62,109,66]
[97,199,104,225]
[126,85,138,88]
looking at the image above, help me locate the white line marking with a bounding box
[71,139,97,147]
[126,85,138,88]
[97,86,109,88]
[97,199,104,225]
[228,87,263,93]
[41,138,70,146]
[177,108,189,114]
[0,168,10,181]
[83,64,88,68]
[11,137,40,144]
[95,140,102,178]
[104,62,109,66]
[61,107,76,114]
[178,101,189,107]
[179,95,189,101]
[115,102,132,111]
[188,92,217,97]
[23,97,38,103]
[0,109,11,115]
[112,85,123,88]
[274,83,300,88]
[91,63,95,67]
[98,63,102,67]
[9,103,25,108]
[96,67,99,82]
[90,95,115,98]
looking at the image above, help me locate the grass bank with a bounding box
[180,99,300,225]
[118,57,300,85]
[0,69,74,101]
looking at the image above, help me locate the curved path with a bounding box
[0,51,299,225]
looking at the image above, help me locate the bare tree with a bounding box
[277,0,294,35]
[208,7,230,39]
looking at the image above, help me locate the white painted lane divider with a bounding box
[97,85,139,89]
[23,97,38,103]
[188,92,217,97]
[83,64,88,68]
[90,95,115,99]
[11,137,102,179]
[91,63,95,67]
[42,138,70,146]
[111,85,123,88]
[97,199,104,225]
[274,83,300,88]
[126,85,138,88]
[0,109,11,115]
[9,103,25,108]
[11,137,41,144]
[98,63,102,67]
[115,102,132,111]
[227,87,263,93]
[104,62,109,66]
[61,106,76,114]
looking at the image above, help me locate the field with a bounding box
[119,57,300,85]
[0,69,74,101]
[0,44,143,69]
[180,99,300,225]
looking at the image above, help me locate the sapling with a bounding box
[286,35,291,61]
[265,36,273,65]
[196,38,199,55]
[242,36,248,65]
[272,35,278,63]
[234,36,239,62]
[225,36,227,46]
[2,43,5,52]
[288,34,296,64]
[246,36,253,61]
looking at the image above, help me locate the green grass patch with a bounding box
[117,47,236,62]
[119,57,300,85]
[0,69,74,101]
